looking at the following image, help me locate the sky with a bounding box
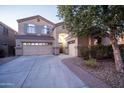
[0,5,62,31]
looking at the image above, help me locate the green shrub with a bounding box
[85,58,98,68]
[91,45,113,59]
[80,44,124,60]
[91,45,103,59]
[80,47,89,60]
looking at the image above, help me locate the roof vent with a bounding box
[37,18,40,22]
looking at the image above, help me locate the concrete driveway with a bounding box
[0,55,88,88]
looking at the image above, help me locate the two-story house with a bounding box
[16,15,56,56]
[16,15,69,56]
[0,21,17,57]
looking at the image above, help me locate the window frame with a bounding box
[27,24,36,34]
[3,27,8,36]
[42,25,48,34]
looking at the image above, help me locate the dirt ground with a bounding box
[62,57,124,88]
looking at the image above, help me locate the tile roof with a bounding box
[16,35,54,40]
[17,15,55,26]
[0,21,17,33]
[55,22,64,27]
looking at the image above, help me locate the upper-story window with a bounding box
[0,24,3,32]
[27,24,35,34]
[3,27,8,36]
[42,25,49,34]
[0,25,8,36]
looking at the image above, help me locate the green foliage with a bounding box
[57,6,104,37]
[80,44,124,60]
[80,47,90,60]
[85,58,98,68]
[91,45,113,59]
[57,5,124,37]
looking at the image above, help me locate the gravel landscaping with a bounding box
[62,57,124,88]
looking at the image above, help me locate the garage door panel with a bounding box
[69,43,76,56]
[23,44,53,55]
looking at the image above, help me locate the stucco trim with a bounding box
[16,35,54,40]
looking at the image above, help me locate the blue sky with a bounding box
[0,5,62,31]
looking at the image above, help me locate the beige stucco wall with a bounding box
[102,37,124,45]
[53,25,68,55]
[117,37,124,44]
[16,48,23,56]
[53,25,68,47]
[18,18,54,35]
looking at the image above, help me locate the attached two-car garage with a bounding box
[22,42,53,55]
[16,35,54,56]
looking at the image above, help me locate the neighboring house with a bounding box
[66,31,124,57]
[66,31,124,56]
[15,15,68,56]
[0,21,17,57]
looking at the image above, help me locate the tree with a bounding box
[57,5,124,73]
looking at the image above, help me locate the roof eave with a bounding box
[17,15,55,26]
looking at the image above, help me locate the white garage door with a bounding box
[22,42,53,55]
[68,43,76,56]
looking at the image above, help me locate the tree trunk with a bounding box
[109,30,124,73]
[88,36,92,59]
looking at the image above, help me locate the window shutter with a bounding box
[24,24,28,34]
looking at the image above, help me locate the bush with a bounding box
[91,45,113,59]
[80,44,124,60]
[85,58,98,68]
[80,47,89,60]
